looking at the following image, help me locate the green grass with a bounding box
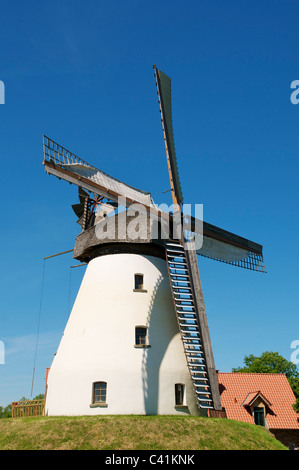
[0,415,287,450]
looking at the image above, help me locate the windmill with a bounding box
[43,67,266,416]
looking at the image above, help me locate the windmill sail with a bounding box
[43,135,153,208]
[183,215,266,272]
[153,65,266,273]
[196,231,265,272]
[154,65,183,206]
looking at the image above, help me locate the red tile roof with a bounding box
[218,373,299,429]
[242,391,271,407]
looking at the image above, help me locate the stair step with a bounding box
[185,348,202,352]
[174,294,194,303]
[181,331,199,336]
[168,255,185,259]
[168,261,187,267]
[170,274,189,279]
[178,314,196,318]
[179,311,196,315]
[173,286,192,292]
[175,303,194,308]
[179,319,196,324]
[166,241,183,246]
[171,279,191,287]
[179,313,196,317]
[172,280,191,284]
[186,351,203,356]
[166,247,185,253]
[180,319,197,324]
[183,336,200,340]
[182,339,200,343]
[177,307,195,312]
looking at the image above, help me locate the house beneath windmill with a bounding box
[217,372,299,448]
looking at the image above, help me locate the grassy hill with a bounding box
[0,415,287,450]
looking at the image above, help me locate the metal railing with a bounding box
[43,135,96,169]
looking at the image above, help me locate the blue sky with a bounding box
[0,0,299,406]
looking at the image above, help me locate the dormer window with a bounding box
[253,407,265,426]
[242,391,272,427]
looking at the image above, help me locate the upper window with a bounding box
[135,327,147,346]
[134,274,144,290]
[93,381,107,404]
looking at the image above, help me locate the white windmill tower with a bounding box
[43,66,266,417]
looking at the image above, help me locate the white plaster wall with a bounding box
[45,253,198,416]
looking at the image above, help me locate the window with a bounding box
[175,383,185,406]
[134,274,144,290]
[133,274,147,292]
[253,407,265,426]
[93,382,107,404]
[135,327,147,346]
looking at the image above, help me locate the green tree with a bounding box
[232,351,299,412]
[0,404,11,418]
